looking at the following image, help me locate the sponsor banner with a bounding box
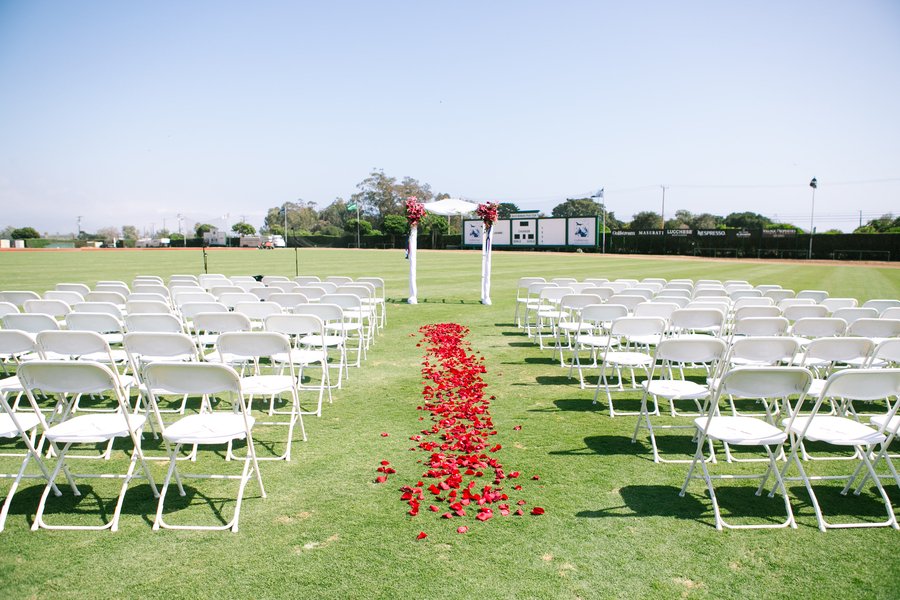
[567,217,597,246]
[762,229,797,238]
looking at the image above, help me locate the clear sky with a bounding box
[1,0,898,236]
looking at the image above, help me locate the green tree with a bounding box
[95,226,120,242]
[853,213,900,233]
[195,223,216,238]
[122,225,139,240]
[551,198,603,218]
[11,226,40,239]
[345,218,374,235]
[319,199,350,230]
[263,201,319,235]
[497,203,520,219]
[349,170,437,228]
[629,211,662,230]
[382,214,408,236]
[232,221,256,236]
[724,212,773,230]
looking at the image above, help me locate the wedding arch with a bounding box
[405,198,499,305]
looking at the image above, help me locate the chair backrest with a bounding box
[292,303,344,325]
[210,286,247,299]
[800,336,875,364]
[265,313,325,338]
[633,302,679,321]
[820,297,858,313]
[654,336,727,364]
[43,290,84,305]
[233,281,265,293]
[36,330,113,359]
[172,291,216,307]
[123,332,198,363]
[71,301,124,319]
[847,318,900,339]
[309,282,337,294]
[581,286,615,302]
[85,291,127,306]
[247,287,277,302]
[125,300,172,315]
[790,317,847,338]
[297,286,326,302]
[261,275,290,285]
[192,312,252,334]
[325,276,353,285]
[127,292,170,304]
[796,290,829,302]
[550,277,577,286]
[796,369,900,422]
[777,298,815,311]
[268,281,301,293]
[336,285,373,301]
[882,307,900,320]
[179,302,229,320]
[169,274,199,285]
[732,297,775,310]
[669,308,725,332]
[18,360,123,396]
[579,303,628,326]
[131,284,169,297]
[515,277,546,298]
[2,313,60,334]
[539,287,574,304]
[233,301,283,321]
[55,283,91,296]
[606,294,645,312]
[609,316,667,338]
[832,307,879,325]
[356,277,385,297]
[625,288,654,300]
[755,284,782,293]
[765,289,796,302]
[216,331,292,361]
[861,299,900,315]
[143,361,242,396]
[733,305,781,321]
[731,316,790,337]
[729,289,763,300]
[0,291,41,308]
[218,292,260,310]
[693,288,728,299]
[321,294,362,312]
[267,293,309,311]
[23,299,71,318]
[125,313,185,333]
[782,304,829,321]
[559,294,600,315]
[727,336,800,365]
[0,329,37,356]
[65,312,124,335]
[716,366,812,399]
[0,301,20,317]
[868,339,900,366]
[293,276,322,285]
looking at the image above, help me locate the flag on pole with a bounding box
[347,202,358,212]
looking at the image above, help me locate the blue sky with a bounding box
[1,1,898,235]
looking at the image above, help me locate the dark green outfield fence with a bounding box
[19,230,898,261]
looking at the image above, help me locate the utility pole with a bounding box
[660,185,667,229]
[76,216,82,238]
[591,188,605,253]
[808,177,817,259]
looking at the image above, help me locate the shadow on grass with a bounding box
[524,356,558,366]
[534,374,577,386]
[549,435,646,456]
[576,485,706,520]
[786,483,897,526]
[506,341,534,348]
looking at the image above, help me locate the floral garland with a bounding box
[405,196,426,227]
[376,323,543,538]
[476,202,499,227]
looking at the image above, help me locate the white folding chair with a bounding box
[18,361,158,531]
[780,369,900,531]
[594,316,667,415]
[192,312,253,361]
[0,290,40,309]
[847,318,900,345]
[293,304,349,388]
[143,362,264,532]
[568,304,628,388]
[632,337,728,463]
[215,332,306,460]
[293,276,321,285]
[513,277,546,327]
[862,299,900,315]
[43,290,84,305]
[680,367,812,531]
[233,301,283,330]
[265,314,332,414]
[356,277,387,329]
[668,308,725,339]
[321,294,369,365]
[267,293,309,313]
[832,307,878,326]
[821,297,858,314]
[125,313,185,333]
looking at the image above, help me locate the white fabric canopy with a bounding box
[422,198,478,216]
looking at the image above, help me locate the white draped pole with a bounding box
[408,224,418,304]
[481,223,493,305]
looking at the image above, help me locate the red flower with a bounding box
[405,197,426,227]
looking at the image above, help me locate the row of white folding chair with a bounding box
[679,367,900,531]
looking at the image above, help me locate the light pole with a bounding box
[660,185,667,229]
[177,213,186,246]
[808,177,817,259]
[591,188,605,253]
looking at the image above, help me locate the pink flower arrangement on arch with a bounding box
[476,202,499,227]
[405,197,426,227]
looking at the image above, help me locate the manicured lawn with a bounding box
[0,248,898,599]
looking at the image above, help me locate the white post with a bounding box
[408,224,418,304]
[481,224,494,305]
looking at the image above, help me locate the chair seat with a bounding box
[300,334,344,348]
[0,412,41,438]
[643,379,709,399]
[240,375,296,396]
[0,375,22,394]
[785,416,886,446]
[575,335,616,348]
[163,413,255,445]
[46,413,147,444]
[695,416,786,446]
[601,351,653,367]
[807,378,826,396]
[871,414,900,434]
[272,349,326,366]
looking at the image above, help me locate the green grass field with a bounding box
[1,248,898,600]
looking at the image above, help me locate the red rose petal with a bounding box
[517,500,526,505]
[531,475,540,480]
[457,526,468,534]
[381,432,390,437]
[515,509,524,516]
[513,425,522,431]
[531,507,545,515]
[417,531,427,540]
[375,475,387,484]
[380,460,390,466]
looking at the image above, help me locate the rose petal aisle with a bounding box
[391,323,542,536]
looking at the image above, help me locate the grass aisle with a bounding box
[0,249,898,599]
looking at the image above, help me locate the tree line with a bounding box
[3,169,899,241]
